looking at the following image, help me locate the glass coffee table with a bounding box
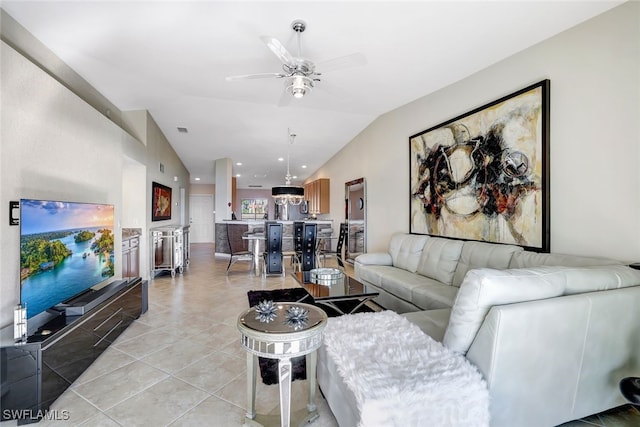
[293,269,380,315]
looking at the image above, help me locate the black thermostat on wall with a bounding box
[9,201,19,226]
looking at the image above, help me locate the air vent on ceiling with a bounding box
[248,185,263,188]
[177,127,188,133]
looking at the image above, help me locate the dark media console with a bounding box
[55,280,131,316]
[0,278,146,424]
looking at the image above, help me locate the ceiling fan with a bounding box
[225,19,365,101]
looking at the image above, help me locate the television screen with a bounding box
[20,199,115,319]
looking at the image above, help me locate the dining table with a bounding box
[242,233,335,277]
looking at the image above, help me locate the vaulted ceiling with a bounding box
[1,1,622,188]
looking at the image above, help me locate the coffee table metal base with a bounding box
[293,271,380,315]
[314,296,377,315]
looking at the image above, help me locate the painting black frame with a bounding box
[409,80,550,252]
[151,181,172,221]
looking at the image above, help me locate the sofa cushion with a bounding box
[416,237,464,286]
[562,264,640,294]
[388,233,429,273]
[355,264,389,287]
[411,283,459,310]
[509,251,622,269]
[401,308,452,342]
[354,252,393,267]
[443,265,640,355]
[378,268,437,302]
[452,241,523,287]
[443,267,567,354]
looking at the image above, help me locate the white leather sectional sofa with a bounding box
[317,233,640,426]
[354,233,623,314]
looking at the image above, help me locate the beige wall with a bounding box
[190,184,215,195]
[0,40,189,327]
[310,2,640,261]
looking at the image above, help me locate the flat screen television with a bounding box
[20,199,115,319]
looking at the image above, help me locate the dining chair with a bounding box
[300,223,317,273]
[316,223,347,268]
[262,222,284,277]
[226,223,254,274]
[321,222,347,270]
[281,221,305,272]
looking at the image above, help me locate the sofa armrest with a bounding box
[354,252,393,266]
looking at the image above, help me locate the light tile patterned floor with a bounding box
[3,243,638,426]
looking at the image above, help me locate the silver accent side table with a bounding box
[237,302,328,427]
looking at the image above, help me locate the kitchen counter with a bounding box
[122,228,142,239]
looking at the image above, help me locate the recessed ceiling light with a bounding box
[278,157,284,162]
[236,174,241,177]
[194,177,201,181]
[177,127,188,133]
[301,165,307,169]
[292,175,297,179]
[236,162,242,166]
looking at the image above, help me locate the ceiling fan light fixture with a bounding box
[288,75,311,99]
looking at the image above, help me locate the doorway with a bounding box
[189,194,214,243]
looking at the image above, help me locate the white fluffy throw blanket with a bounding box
[322,311,489,427]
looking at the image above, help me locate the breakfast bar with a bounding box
[215,220,333,255]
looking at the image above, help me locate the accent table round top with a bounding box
[237,302,327,359]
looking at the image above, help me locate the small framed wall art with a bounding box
[409,80,550,252]
[152,181,172,221]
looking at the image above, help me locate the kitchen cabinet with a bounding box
[122,235,140,282]
[304,178,330,214]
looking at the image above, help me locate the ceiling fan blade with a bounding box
[276,89,292,108]
[225,73,284,82]
[317,52,366,73]
[315,79,357,102]
[260,36,296,66]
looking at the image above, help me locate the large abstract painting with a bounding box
[410,80,550,252]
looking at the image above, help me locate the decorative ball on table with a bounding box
[254,300,278,323]
[285,305,309,330]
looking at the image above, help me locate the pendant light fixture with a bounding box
[272,130,305,206]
